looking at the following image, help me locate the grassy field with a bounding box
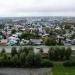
[53,63,75,75]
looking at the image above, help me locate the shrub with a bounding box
[41,53,48,59]
[11,47,17,56]
[26,52,42,67]
[60,47,65,60]
[54,47,60,60]
[18,47,23,53]
[34,53,42,67]
[1,48,6,55]
[0,46,54,68]
[10,54,19,67]
[41,59,53,67]
[11,29,16,34]
[26,51,34,67]
[39,48,44,54]
[48,47,55,60]
[65,47,72,60]
[48,46,72,61]
[19,52,26,67]
[22,47,33,55]
[0,57,5,67]
[63,61,75,67]
[44,36,57,46]
[0,53,10,67]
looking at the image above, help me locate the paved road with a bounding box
[0,68,52,75]
[0,45,75,53]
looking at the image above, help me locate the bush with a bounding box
[60,47,65,60]
[48,47,55,60]
[54,47,60,60]
[48,46,72,61]
[41,53,48,59]
[65,47,72,60]
[26,51,34,67]
[0,46,54,68]
[19,52,26,67]
[44,36,57,46]
[10,54,19,67]
[18,47,23,55]
[11,47,17,56]
[41,59,53,67]
[63,61,75,67]
[22,47,33,55]
[1,48,6,55]
[0,54,10,67]
[20,32,36,39]
[39,48,44,54]
[0,57,5,67]
[34,53,42,67]
[26,52,42,67]
[11,29,16,34]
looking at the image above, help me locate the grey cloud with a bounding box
[0,0,74,16]
[13,6,75,13]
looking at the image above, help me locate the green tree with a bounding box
[65,47,72,60]
[26,51,42,67]
[11,29,16,34]
[19,52,26,66]
[54,47,60,60]
[34,53,42,67]
[11,47,17,56]
[41,59,53,67]
[26,51,34,67]
[60,47,65,60]
[64,24,71,29]
[18,46,23,56]
[22,47,33,55]
[20,32,35,39]
[58,38,64,45]
[48,47,55,60]
[10,54,19,67]
[39,48,43,54]
[1,48,6,55]
[44,36,57,46]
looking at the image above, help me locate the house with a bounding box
[57,35,64,39]
[71,39,75,45]
[66,39,71,42]
[7,40,17,46]
[0,39,7,45]
[8,36,19,41]
[20,39,29,45]
[42,34,49,37]
[7,36,19,46]
[29,39,43,45]
[65,39,72,45]
[55,26,61,30]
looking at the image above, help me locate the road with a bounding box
[0,45,75,53]
[0,68,52,75]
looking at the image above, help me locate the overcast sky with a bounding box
[0,0,74,17]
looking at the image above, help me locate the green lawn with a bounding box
[53,63,75,75]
